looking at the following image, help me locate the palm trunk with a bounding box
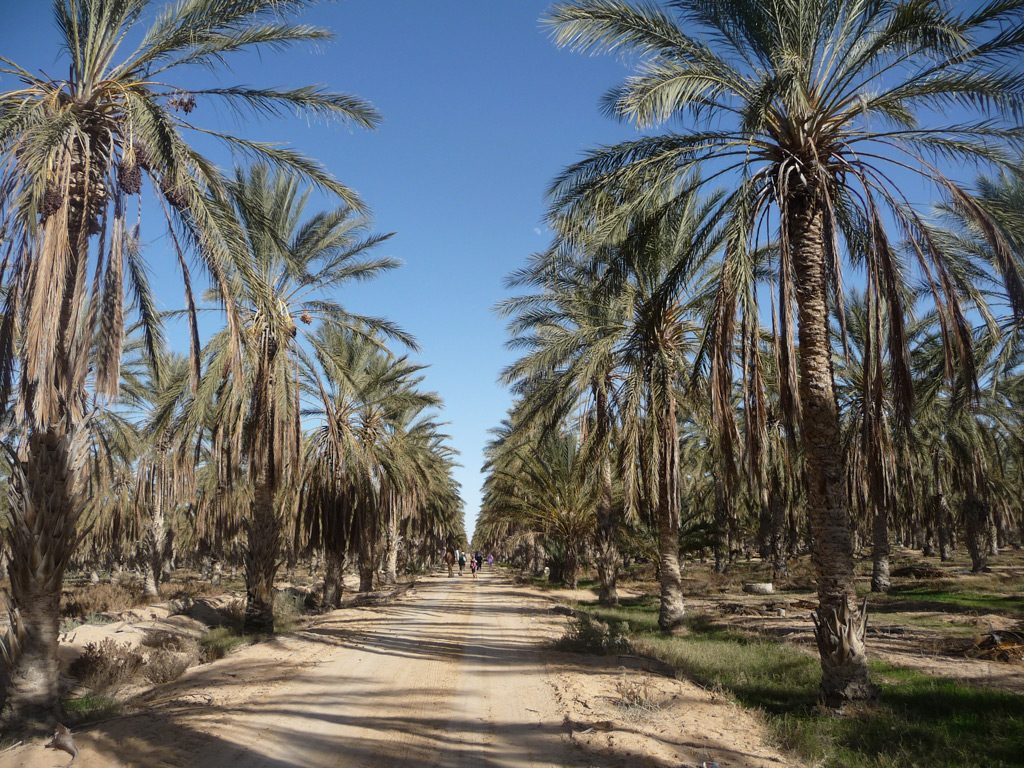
[358,530,375,592]
[383,495,399,585]
[870,504,890,593]
[767,481,788,578]
[789,193,873,704]
[244,468,279,633]
[963,493,990,573]
[243,340,283,635]
[531,540,544,577]
[143,480,166,599]
[656,380,685,632]
[593,386,620,606]
[713,481,728,574]
[934,493,953,561]
[562,548,579,589]
[3,428,84,729]
[322,545,345,609]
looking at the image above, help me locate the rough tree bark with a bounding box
[3,427,86,730]
[713,480,730,574]
[789,192,873,705]
[593,385,620,606]
[383,494,399,585]
[143,462,167,599]
[767,480,788,578]
[244,465,280,633]
[656,375,685,632]
[322,545,345,609]
[358,528,375,592]
[243,332,286,635]
[870,504,890,593]
[963,493,991,573]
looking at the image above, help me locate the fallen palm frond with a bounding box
[963,630,1024,663]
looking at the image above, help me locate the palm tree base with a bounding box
[1,597,63,733]
[243,596,275,635]
[812,598,876,706]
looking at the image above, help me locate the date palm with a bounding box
[301,326,440,600]
[194,166,407,632]
[500,247,628,604]
[546,0,1024,705]
[611,191,722,630]
[0,0,379,724]
[483,422,598,589]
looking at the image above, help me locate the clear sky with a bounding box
[0,0,640,538]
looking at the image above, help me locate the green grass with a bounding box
[578,598,1024,768]
[874,584,1024,616]
[62,693,122,724]
[196,592,311,662]
[198,626,253,661]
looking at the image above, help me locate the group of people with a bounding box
[443,548,492,578]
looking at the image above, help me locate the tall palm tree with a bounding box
[610,192,722,630]
[0,0,380,725]
[545,0,1024,705]
[500,248,628,604]
[193,166,408,633]
[301,326,440,599]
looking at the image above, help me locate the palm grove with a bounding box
[476,0,1024,706]
[0,0,464,728]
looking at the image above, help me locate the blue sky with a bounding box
[0,0,638,537]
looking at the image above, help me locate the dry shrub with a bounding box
[612,671,665,725]
[70,639,144,692]
[221,598,246,628]
[143,648,191,684]
[141,630,197,654]
[63,581,144,619]
[556,615,631,655]
[160,577,225,603]
[613,672,661,715]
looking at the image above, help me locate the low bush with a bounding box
[62,693,122,725]
[142,648,191,684]
[555,614,631,654]
[612,673,662,719]
[69,639,144,692]
[198,627,249,662]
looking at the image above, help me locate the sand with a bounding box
[2,571,793,767]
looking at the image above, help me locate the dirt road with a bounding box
[3,572,792,767]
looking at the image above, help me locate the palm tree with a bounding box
[302,325,442,598]
[193,166,408,633]
[482,422,598,589]
[610,192,722,630]
[134,353,199,596]
[500,247,628,604]
[0,0,380,725]
[545,0,1024,705]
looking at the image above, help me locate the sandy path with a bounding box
[3,572,792,768]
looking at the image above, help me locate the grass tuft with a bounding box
[62,693,122,725]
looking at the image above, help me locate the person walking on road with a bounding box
[444,548,456,578]
[470,557,478,578]
[457,551,466,576]
[475,552,484,573]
